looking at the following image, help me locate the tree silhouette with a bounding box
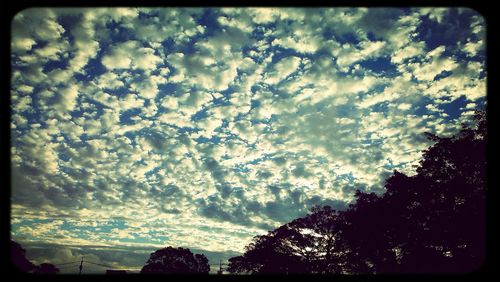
[228,206,349,274]
[140,246,210,274]
[228,111,486,274]
[34,263,60,274]
[10,240,60,274]
[10,240,36,273]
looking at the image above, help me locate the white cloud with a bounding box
[56,84,79,112]
[335,41,386,69]
[11,37,36,52]
[130,75,166,99]
[396,103,412,111]
[161,95,179,110]
[102,41,163,72]
[119,94,145,110]
[95,72,125,89]
[68,11,100,73]
[218,16,253,33]
[158,111,193,128]
[271,34,322,54]
[264,56,301,85]
[391,41,425,64]
[412,47,458,81]
[463,40,484,57]
[196,117,223,138]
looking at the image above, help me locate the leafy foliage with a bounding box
[11,240,37,273]
[10,240,59,274]
[140,246,210,274]
[34,263,60,274]
[228,111,486,274]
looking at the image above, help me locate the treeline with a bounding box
[226,111,486,274]
[11,111,486,274]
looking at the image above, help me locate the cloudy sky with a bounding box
[10,7,486,273]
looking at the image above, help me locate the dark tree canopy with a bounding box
[34,263,60,274]
[140,246,210,274]
[10,240,59,274]
[11,240,37,273]
[228,111,486,274]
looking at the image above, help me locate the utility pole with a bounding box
[79,257,83,275]
[217,259,222,275]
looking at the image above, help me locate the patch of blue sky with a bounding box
[11,219,39,229]
[10,103,39,127]
[337,172,357,184]
[478,67,486,80]
[411,95,432,116]
[372,101,390,113]
[57,13,80,36]
[250,99,261,110]
[434,70,453,81]
[439,95,469,120]
[105,19,135,42]
[176,126,199,135]
[216,87,236,102]
[194,135,221,145]
[321,26,338,41]
[41,57,69,73]
[416,9,480,51]
[268,46,304,65]
[358,57,399,76]
[474,96,486,109]
[246,153,274,166]
[195,8,220,36]
[366,31,380,42]
[57,150,72,162]
[159,36,177,53]
[156,83,182,101]
[231,164,250,174]
[382,159,403,172]
[122,68,152,82]
[72,72,88,82]
[119,108,142,124]
[241,44,258,58]
[251,22,276,39]
[245,48,272,65]
[82,57,105,78]
[334,32,361,45]
[144,167,162,178]
[86,100,109,118]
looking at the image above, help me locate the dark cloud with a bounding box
[143,130,168,151]
[202,157,228,184]
[11,165,50,208]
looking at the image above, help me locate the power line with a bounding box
[53,259,229,273]
[84,261,117,269]
[56,264,80,270]
[54,261,80,266]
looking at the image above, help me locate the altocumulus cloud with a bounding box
[11,7,486,273]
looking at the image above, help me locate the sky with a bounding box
[10,7,486,273]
